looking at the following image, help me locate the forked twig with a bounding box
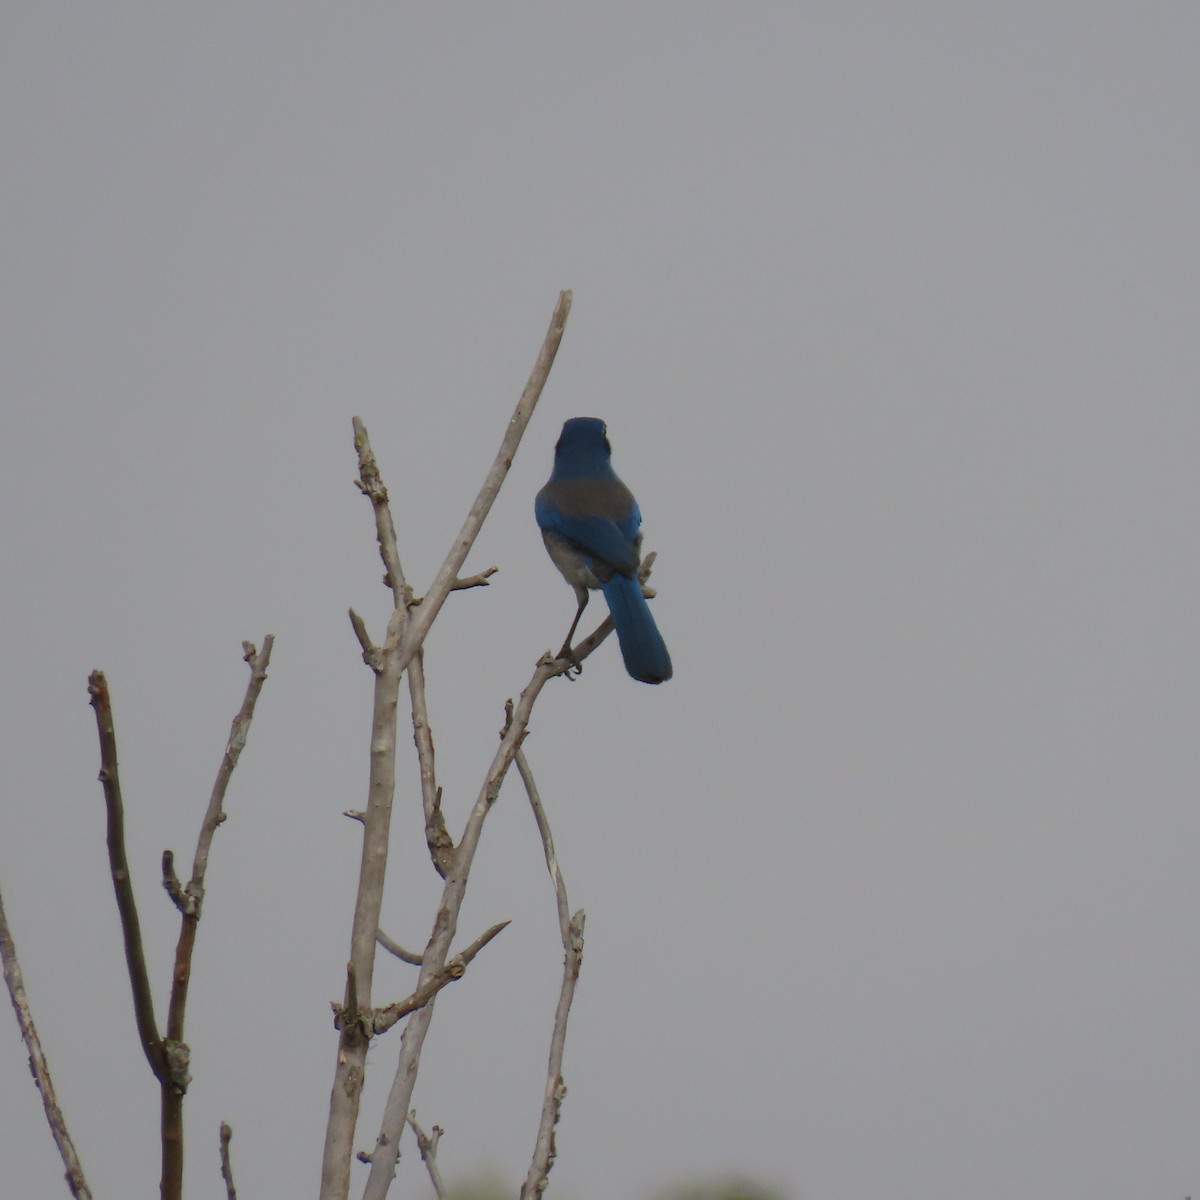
[370,920,510,1033]
[88,637,274,1200]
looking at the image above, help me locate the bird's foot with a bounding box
[556,643,583,681]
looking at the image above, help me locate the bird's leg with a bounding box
[556,588,590,670]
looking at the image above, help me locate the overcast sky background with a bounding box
[3,5,1199,1200]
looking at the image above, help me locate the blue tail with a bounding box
[600,573,673,684]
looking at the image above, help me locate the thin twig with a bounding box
[408,649,454,877]
[0,879,94,1200]
[371,919,510,1033]
[410,566,499,603]
[87,670,167,1081]
[158,638,274,1199]
[375,929,423,965]
[448,566,499,591]
[219,1121,238,1200]
[407,1112,447,1200]
[517,747,585,1200]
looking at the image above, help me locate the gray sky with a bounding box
[3,5,1198,1199]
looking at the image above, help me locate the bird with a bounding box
[535,417,672,684]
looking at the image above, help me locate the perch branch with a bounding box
[517,747,585,1200]
[0,878,94,1200]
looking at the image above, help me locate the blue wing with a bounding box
[535,480,640,577]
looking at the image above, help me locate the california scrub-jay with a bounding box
[535,417,672,684]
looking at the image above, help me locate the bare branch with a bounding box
[407,1112,447,1200]
[321,291,572,1200]
[162,635,274,1199]
[352,420,412,612]
[449,566,498,591]
[516,748,586,1200]
[87,670,167,1081]
[182,637,275,905]
[89,639,273,1200]
[410,566,500,604]
[0,879,94,1200]
[219,1122,238,1200]
[370,920,510,1034]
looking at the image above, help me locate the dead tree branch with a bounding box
[0,878,94,1200]
[320,290,572,1200]
[88,637,274,1200]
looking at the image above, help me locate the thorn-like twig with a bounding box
[371,920,511,1034]
[411,565,500,604]
[161,850,187,914]
[0,880,94,1200]
[450,566,499,591]
[349,608,381,670]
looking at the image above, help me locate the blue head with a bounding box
[549,417,618,481]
